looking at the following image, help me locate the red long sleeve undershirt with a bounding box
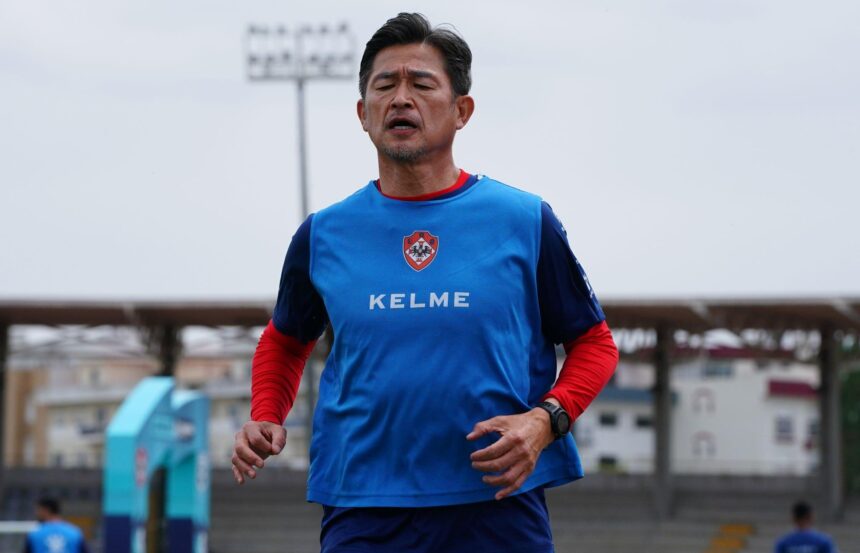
[542,320,619,419]
[250,319,618,425]
[250,320,316,424]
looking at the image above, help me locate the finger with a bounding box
[495,470,530,500]
[471,449,519,474]
[466,417,503,441]
[241,425,272,468]
[236,429,268,467]
[232,465,244,485]
[247,427,275,461]
[266,424,287,455]
[235,440,265,468]
[231,452,257,479]
[482,462,528,488]
[470,434,515,462]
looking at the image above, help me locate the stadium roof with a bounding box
[0,300,271,327]
[600,298,860,331]
[0,298,858,331]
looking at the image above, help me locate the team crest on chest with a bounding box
[403,230,439,271]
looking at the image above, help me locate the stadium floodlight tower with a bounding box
[246,22,355,219]
[245,22,355,454]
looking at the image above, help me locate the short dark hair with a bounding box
[792,501,812,521]
[37,497,61,515]
[359,13,472,98]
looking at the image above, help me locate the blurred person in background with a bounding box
[774,501,837,553]
[232,12,618,553]
[23,497,89,553]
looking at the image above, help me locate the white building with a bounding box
[576,352,820,476]
[671,356,819,475]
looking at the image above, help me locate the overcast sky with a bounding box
[1,0,857,302]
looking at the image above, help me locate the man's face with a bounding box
[35,505,50,522]
[357,43,473,163]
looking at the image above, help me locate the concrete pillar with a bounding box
[653,325,673,519]
[0,324,8,507]
[157,324,181,377]
[819,326,843,521]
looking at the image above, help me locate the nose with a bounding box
[391,82,413,109]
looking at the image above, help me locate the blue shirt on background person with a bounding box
[775,529,836,553]
[774,501,837,553]
[24,498,89,553]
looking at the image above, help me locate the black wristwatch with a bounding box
[536,401,571,440]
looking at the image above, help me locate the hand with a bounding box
[466,407,556,500]
[232,420,287,484]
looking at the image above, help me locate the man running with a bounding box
[233,12,618,552]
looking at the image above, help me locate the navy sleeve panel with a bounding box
[537,201,606,344]
[272,215,328,343]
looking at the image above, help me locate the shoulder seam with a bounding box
[307,213,317,287]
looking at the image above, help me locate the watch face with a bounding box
[557,412,571,436]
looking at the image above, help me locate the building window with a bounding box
[635,415,653,429]
[598,412,618,427]
[775,416,794,444]
[703,363,733,378]
[598,455,618,472]
[805,419,819,450]
[575,423,594,448]
[692,388,716,413]
[228,402,242,422]
[693,432,716,457]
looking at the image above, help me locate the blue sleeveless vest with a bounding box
[306,176,583,507]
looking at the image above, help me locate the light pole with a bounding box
[246,22,355,458]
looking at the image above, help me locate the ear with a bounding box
[357,98,368,132]
[454,95,475,130]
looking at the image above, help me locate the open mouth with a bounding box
[387,118,418,130]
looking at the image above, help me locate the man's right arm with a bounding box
[232,215,328,484]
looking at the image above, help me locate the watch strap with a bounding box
[537,401,570,439]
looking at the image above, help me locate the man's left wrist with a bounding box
[535,400,571,441]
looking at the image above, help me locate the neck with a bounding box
[377,153,460,198]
